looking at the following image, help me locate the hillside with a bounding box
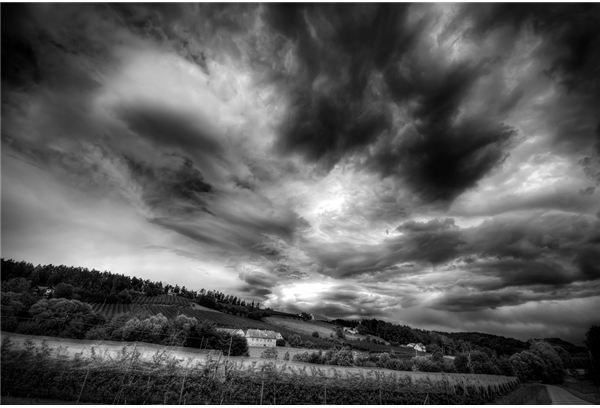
[0,258,590,359]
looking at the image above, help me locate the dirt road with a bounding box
[546,385,592,405]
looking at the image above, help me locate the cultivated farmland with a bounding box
[1,333,520,404]
[265,316,338,338]
[90,303,279,331]
[132,294,191,306]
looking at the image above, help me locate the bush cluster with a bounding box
[509,341,564,384]
[292,347,354,366]
[7,297,248,356]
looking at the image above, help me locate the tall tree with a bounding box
[586,326,600,385]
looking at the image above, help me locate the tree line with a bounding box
[1,258,261,315]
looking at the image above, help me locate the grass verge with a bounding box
[490,383,551,404]
[560,376,600,404]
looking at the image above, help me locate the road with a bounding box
[546,385,592,405]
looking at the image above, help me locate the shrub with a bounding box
[454,353,470,373]
[385,358,413,371]
[326,348,353,366]
[411,356,441,372]
[441,359,456,373]
[530,341,564,383]
[23,298,104,338]
[1,278,31,293]
[509,341,564,384]
[431,350,444,364]
[378,352,391,367]
[496,356,514,376]
[470,351,499,375]
[54,283,73,299]
[312,331,320,338]
[510,350,547,382]
[283,351,290,361]
[1,292,28,331]
[261,348,278,359]
[219,334,249,357]
[85,325,111,340]
[586,326,600,385]
[276,338,286,347]
[288,334,302,347]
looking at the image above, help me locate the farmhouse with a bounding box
[343,327,359,335]
[405,343,427,352]
[245,329,279,347]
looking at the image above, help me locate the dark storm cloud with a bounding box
[309,219,464,278]
[432,291,524,312]
[310,213,600,300]
[119,106,224,157]
[238,272,275,289]
[1,4,41,86]
[262,4,517,202]
[460,4,600,155]
[466,259,574,289]
[431,281,600,313]
[373,60,516,202]
[239,285,272,298]
[264,4,410,167]
[468,213,600,266]
[462,4,600,88]
[124,155,212,214]
[286,301,383,320]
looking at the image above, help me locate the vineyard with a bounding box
[1,339,520,404]
[90,303,277,331]
[131,295,191,306]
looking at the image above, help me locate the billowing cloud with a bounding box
[2,3,600,344]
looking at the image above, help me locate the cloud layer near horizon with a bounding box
[2,3,600,343]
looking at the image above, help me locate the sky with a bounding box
[2,3,600,344]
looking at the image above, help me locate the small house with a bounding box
[406,343,426,352]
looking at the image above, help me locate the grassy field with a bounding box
[264,316,338,338]
[263,316,401,352]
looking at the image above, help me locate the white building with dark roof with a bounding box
[245,329,279,347]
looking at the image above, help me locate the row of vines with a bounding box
[1,340,519,405]
[90,303,278,330]
[131,295,191,306]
